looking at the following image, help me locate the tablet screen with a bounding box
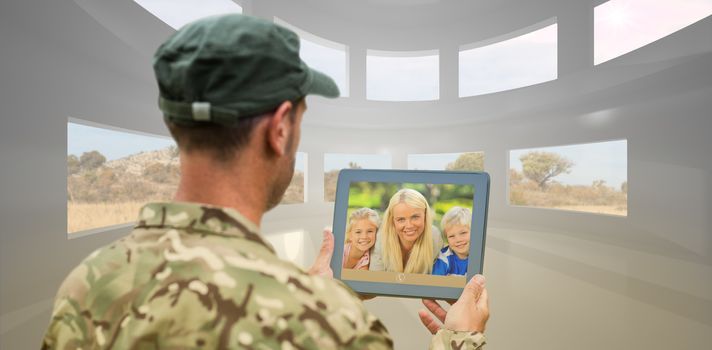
[340,181,476,289]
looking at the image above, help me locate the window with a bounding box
[367,50,439,101]
[595,0,712,64]
[408,152,485,171]
[274,18,349,97]
[67,121,177,234]
[281,152,307,204]
[509,140,628,216]
[134,0,242,30]
[459,21,557,97]
[324,153,392,201]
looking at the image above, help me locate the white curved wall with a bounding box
[1,1,710,349]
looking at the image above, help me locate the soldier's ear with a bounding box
[265,101,294,156]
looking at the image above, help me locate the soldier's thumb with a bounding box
[460,274,485,304]
[318,227,334,261]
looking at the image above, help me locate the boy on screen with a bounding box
[432,207,472,276]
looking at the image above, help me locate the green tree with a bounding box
[446,152,484,172]
[520,151,573,190]
[67,155,80,175]
[79,150,106,171]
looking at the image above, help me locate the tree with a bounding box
[79,150,106,170]
[592,179,607,188]
[446,152,484,172]
[509,168,523,186]
[621,181,628,194]
[67,155,80,175]
[519,151,573,190]
[144,163,179,183]
[348,161,362,169]
[168,145,179,159]
[325,162,363,201]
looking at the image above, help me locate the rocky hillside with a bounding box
[104,147,180,176]
[68,146,304,204]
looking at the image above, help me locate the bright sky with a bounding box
[594,0,712,64]
[295,152,306,172]
[69,121,308,172]
[324,154,392,172]
[274,18,350,97]
[459,24,557,97]
[367,52,440,101]
[509,140,627,188]
[301,39,349,97]
[408,152,484,170]
[68,122,174,161]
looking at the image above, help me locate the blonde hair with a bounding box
[345,208,380,242]
[382,188,434,274]
[441,206,472,234]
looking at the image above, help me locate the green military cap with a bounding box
[153,14,339,125]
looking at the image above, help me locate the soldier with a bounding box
[42,14,489,349]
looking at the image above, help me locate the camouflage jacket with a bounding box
[43,202,486,349]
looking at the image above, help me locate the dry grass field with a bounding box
[68,201,145,233]
[510,177,627,216]
[545,205,626,216]
[68,171,306,233]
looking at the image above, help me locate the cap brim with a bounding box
[306,68,340,98]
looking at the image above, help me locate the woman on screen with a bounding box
[342,208,380,270]
[369,188,443,274]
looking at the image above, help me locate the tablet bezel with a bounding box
[331,169,490,300]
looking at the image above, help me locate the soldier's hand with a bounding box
[418,274,489,334]
[308,228,334,278]
[358,293,376,301]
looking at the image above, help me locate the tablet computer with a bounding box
[331,169,490,300]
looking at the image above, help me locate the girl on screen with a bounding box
[369,188,443,274]
[342,208,380,270]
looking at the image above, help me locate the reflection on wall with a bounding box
[508,140,627,216]
[263,230,306,266]
[67,121,177,233]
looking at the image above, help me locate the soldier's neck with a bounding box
[173,151,268,228]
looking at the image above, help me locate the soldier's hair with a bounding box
[166,98,304,162]
[345,208,380,242]
[381,189,435,274]
[440,206,471,234]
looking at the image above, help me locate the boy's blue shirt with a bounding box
[432,246,468,275]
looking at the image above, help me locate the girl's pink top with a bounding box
[342,243,370,270]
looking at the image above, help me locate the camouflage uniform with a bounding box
[43,202,486,349]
